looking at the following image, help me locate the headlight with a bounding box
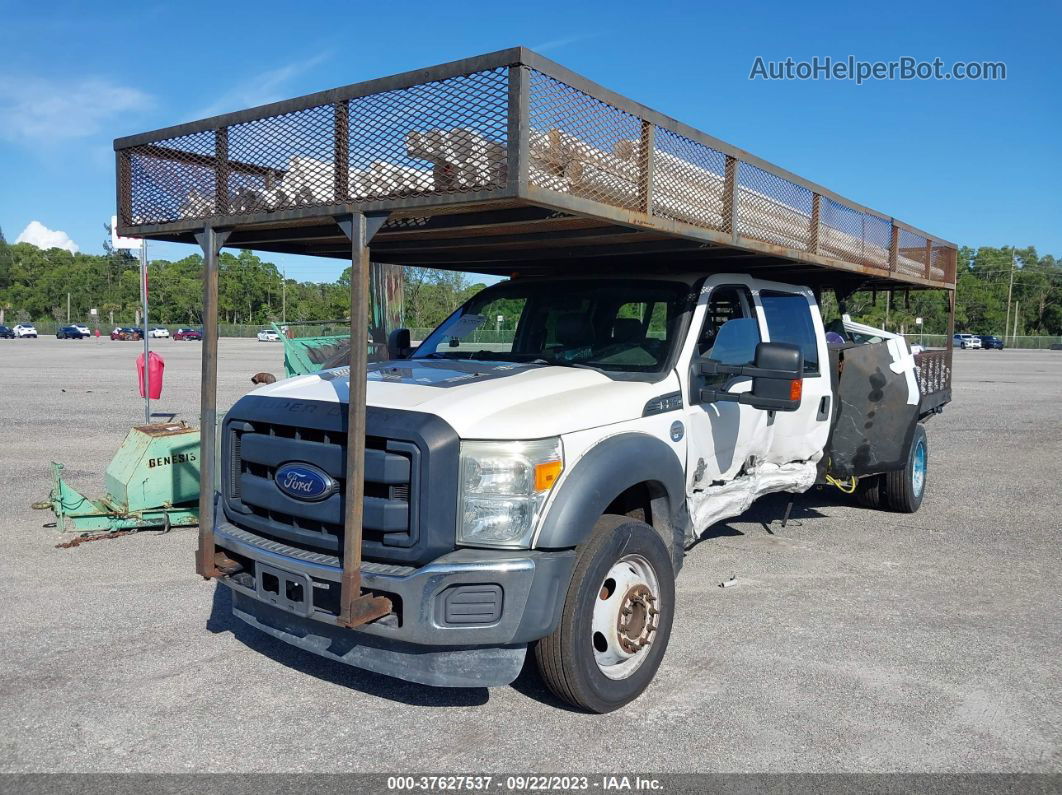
[457,438,563,548]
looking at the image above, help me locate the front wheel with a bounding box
[535,515,675,713]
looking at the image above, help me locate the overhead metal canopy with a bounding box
[114,46,957,293]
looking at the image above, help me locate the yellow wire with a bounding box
[826,473,859,494]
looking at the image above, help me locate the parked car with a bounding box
[0,325,14,339]
[954,333,981,349]
[256,328,280,342]
[13,323,38,338]
[149,326,170,338]
[173,327,203,341]
[111,326,143,341]
[73,324,91,336]
[978,334,1004,350]
[57,325,88,339]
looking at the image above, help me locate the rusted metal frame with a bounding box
[639,121,654,215]
[507,64,529,192]
[335,211,393,629]
[115,150,132,227]
[723,156,739,241]
[214,129,229,216]
[808,193,821,255]
[923,239,933,281]
[370,224,642,252]
[193,225,233,579]
[889,224,900,273]
[224,211,582,248]
[334,100,350,202]
[303,239,689,262]
[113,45,955,253]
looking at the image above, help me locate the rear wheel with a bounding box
[883,423,927,513]
[535,515,675,713]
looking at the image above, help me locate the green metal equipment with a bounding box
[272,321,352,378]
[41,422,201,534]
[274,261,404,378]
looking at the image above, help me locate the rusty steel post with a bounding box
[723,155,739,242]
[336,212,392,628]
[193,225,231,578]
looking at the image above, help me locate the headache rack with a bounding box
[114,46,956,628]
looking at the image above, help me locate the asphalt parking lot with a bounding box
[0,339,1059,773]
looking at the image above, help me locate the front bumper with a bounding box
[214,519,576,686]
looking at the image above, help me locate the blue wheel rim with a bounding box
[911,439,926,497]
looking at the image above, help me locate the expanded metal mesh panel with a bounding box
[122,68,510,226]
[650,128,728,230]
[819,197,865,264]
[128,132,218,224]
[527,70,643,209]
[931,243,954,282]
[897,227,929,278]
[736,164,812,250]
[862,213,892,270]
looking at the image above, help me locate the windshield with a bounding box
[413,279,692,377]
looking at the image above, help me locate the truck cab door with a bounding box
[752,283,832,465]
[679,277,773,510]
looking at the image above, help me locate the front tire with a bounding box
[535,515,675,713]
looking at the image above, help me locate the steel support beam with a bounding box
[193,225,232,578]
[335,211,393,629]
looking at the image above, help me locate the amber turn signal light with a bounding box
[534,460,563,491]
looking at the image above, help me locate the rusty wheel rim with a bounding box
[591,554,661,680]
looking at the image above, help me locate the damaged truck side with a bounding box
[113,47,955,713]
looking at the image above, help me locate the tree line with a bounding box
[0,225,1058,337]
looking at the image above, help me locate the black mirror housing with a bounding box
[748,342,803,411]
[387,328,412,359]
[698,341,803,412]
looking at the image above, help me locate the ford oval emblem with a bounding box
[275,463,336,502]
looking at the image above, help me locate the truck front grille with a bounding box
[220,397,460,567]
[224,419,420,556]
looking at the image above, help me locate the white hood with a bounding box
[250,360,672,439]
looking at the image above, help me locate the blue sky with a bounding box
[1,0,1059,283]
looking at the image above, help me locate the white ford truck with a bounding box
[214,271,947,712]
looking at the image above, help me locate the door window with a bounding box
[760,291,820,374]
[697,286,761,389]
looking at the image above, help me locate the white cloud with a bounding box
[0,75,151,144]
[529,34,603,53]
[16,221,79,254]
[193,52,332,118]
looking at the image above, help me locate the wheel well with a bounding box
[604,481,672,541]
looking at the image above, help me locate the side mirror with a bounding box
[698,341,803,412]
[386,328,412,359]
